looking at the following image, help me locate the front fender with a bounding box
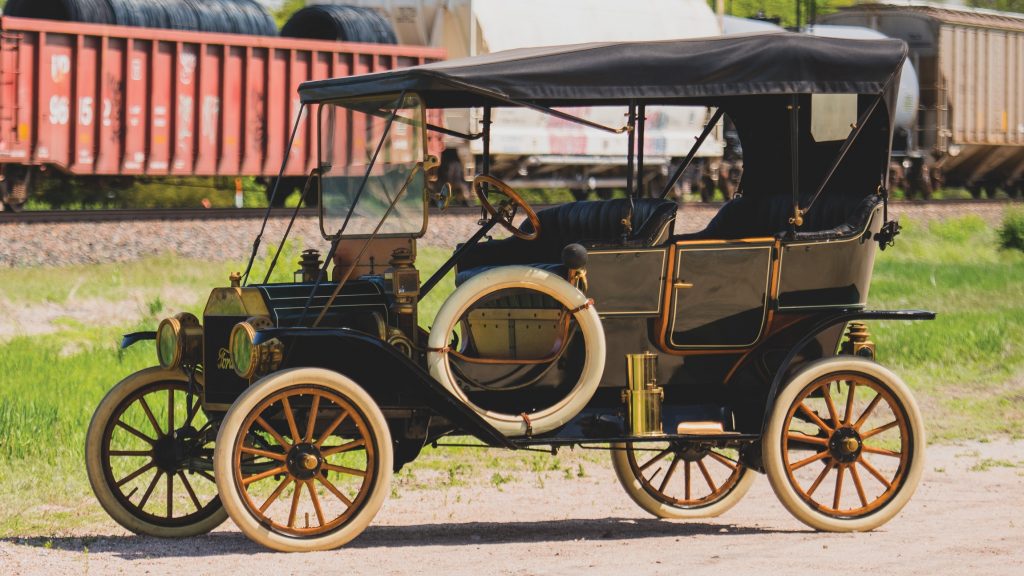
[255,327,514,449]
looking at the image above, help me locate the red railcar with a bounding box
[0,16,444,208]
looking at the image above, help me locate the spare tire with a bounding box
[427,266,606,437]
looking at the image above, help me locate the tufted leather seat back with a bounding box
[458,198,677,273]
[679,193,880,241]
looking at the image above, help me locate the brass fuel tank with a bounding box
[621,351,664,437]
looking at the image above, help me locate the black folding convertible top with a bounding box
[299,33,907,108]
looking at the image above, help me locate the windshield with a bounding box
[319,94,426,239]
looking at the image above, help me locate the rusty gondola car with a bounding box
[86,33,935,551]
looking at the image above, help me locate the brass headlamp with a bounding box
[156,312,203,369]
[229,316,281,380]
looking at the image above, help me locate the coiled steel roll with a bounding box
[4,0,277,36]
[281,4,398,44]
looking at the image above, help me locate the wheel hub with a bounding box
[828,427,862,463]
[287,444,323,480]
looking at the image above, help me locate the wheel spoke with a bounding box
[696,459,718,493]
[321,439,366,456]
[307,480,326,526]
[786,432,829,448]
[858,457,893,489]
[684,461,692,500]
[821,382,841,429]
[166,472,174,518]
[853,394,883,430]
[167,389,175,438]
[659,455,681,493]
[861,444,902,458]
[240,446,287,461]
[137,470,162,510]
[833,464,845,510]
[255,416,292,450]
[116,462,155,487]
[806,461,833,497]
[843,379,857,425]
[314,410,350,448]
[177,471,203,512]
[116,420,156,445]
[242,465,287,485]
[138,396,164,437]
[706,450,739,471]
[323,463,367,478]
[850,463,869,508]
[318,474,353,507]
[797,403,833,434]
[287,480,303,529]
[281,397,301,444]
[109,450,154,457]
[305,394,321,444]
[195,469,216,484]
[639,448,673,472]
[259,477,293,513]
[861,420,899,440]
[790,450,829,471]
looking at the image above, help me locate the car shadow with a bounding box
[5,517,803,558]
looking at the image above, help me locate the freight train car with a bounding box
[0,16,443,210]
[822,2,1024,198]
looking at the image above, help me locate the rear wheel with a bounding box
[611,441,755,519]
[214,368,392,552]
[86,367,225,537]
[763,358,925,532]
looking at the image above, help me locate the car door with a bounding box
[661,239,776,350]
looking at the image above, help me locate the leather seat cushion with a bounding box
[457,198,677,281]
[676,193,881,241]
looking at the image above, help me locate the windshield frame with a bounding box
[317,93,429,241]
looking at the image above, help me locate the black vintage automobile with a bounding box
[86,33,934,551]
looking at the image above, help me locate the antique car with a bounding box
[86,33,934,551]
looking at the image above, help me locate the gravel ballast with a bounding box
[0,202,1012,268]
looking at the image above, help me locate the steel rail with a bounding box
[0,198,1017,225]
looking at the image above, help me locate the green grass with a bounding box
[869,216,1024,441]
[0,215,1021,536]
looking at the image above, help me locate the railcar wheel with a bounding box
[763,358,925,532]
[611,442,755,518]
[214,368,392,552]
[86,367,226,537]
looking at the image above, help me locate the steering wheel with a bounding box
[473,175,541,241]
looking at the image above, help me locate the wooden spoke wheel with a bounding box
[86,367,226,537]
[611,441,755,519]
[214,368,392,552]
[764,358,925,532]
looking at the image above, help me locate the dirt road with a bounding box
[2,439,1021,576]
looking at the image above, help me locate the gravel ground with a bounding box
[0,202,1013,267]
[0,439,1021,576]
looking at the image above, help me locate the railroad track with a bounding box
[0,198,1017,225]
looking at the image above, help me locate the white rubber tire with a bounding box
[427,265,606,437]
[610,443,757,519]
[214,368,392,552]
[763,357,926,532]
[86,366,228,537]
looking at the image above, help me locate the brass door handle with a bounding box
[673,282,694,289]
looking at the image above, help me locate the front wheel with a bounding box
[85,367,226,537]
[611,441,755,519]
[214,368,392,552]
[763,358,925,532]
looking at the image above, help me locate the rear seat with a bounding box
[674,193,882,242]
